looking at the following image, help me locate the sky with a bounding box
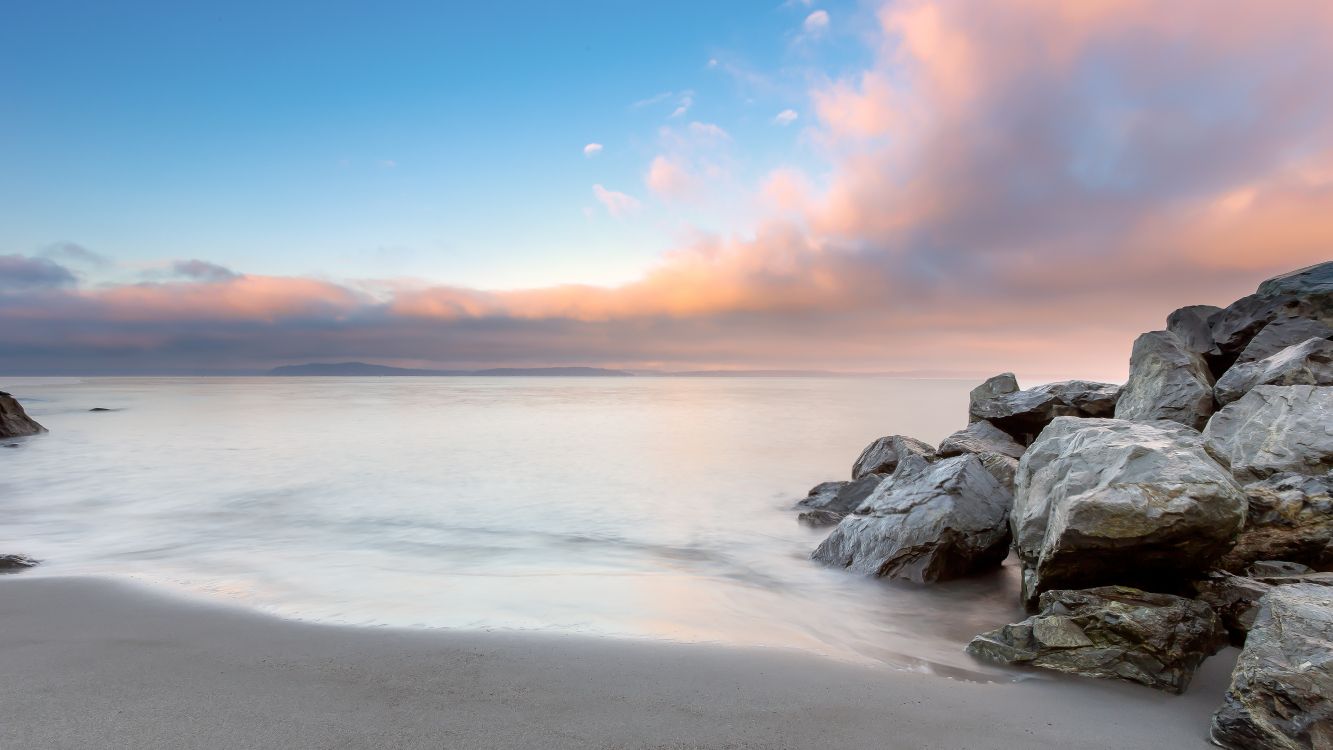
[2,0,1332,379]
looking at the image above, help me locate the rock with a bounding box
[811,454,1012,583]
[1210,583,1333,749]
[1167,304,1223,357]
[797,509,844,528]
[1247,560,1313,577]
[978,452,1020,492]
[1210,263,1333,361]
[1256,260,1333,300]
[850,435,936,480]
[969,380,1121,444]
[966,586,1227,693]
[796,474,885,516]
[1013,417,1246,608]
[89,407,113,412]
[938,420,1026,460]
[1114,330,1215,429]
[1217,472,1333,572]
[1215,338,1333,405]
[1235,317,1333,366]
[1193,571,1333,646]
[968,373,1019,420]
[0,391,46,439]
[1204,385,1333,483]
[0,554,39,573]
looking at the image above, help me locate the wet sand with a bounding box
[0,576,1234,749]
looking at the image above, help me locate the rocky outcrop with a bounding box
[1211,583,1333,749]
[1203,385,1333,483]
[1217,472,1333,572]
[1215,338,1333,405]
[1194,570,1333,646]
[812,454,1012,583]
[1013,417,1246,607]
[1235,317,1333,366]
[0,554,39,573]
[1256,261,1333,300]
[967,586,1227,693]
[1210,262,1333,361]
[968,372,1019,417]
[1114,330,1215,429]
[795,474,885,520]
[0,392,46,439]
[850,435,936,480]
[968,379,1120,444]
[1167,304,1223,357]
[938,420,1025,459]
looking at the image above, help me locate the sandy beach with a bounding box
[0,576,1236,750]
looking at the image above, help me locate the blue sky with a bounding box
[2,0,866,289]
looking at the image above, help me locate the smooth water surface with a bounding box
[1,377,1024,674]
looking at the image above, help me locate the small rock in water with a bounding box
[89,407,114,412]
[966,586,1227,693]
[0,554,40,573]
[797,509,844,528]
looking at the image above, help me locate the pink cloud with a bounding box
[591,184,641,217]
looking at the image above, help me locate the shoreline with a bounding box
[1,575,1236,749]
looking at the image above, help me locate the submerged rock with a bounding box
[1211,583,1333,749]
[968,379,1120,444]
[1013,418,1246,608]
[966,586,1227,693]
[812,454,1012,583]
[1167,304,1223,357]
[1215,338,1333,405]
[0,554,40,573]
[0,391,46,439]
[1218,472,1333,572]
[850,435,936,480]
[795,474,885,517]
[1114,330,1215,429]
[1203,385,1333,483]
[797,509,844,528]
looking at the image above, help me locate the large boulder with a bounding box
[968,372,1019,418]
[1234,317,1333,366]
[1167,304,1223,357]
[1114,330,1216,429]
[795,474,885,517]
[1211,261,1333,359]
[1204,385,1333,483]
[966,586,1227,694]
[811,454,1012,583]
[1210,583,1333,749]
[850,435,935,480]
[1215,338,1333,405]
[969,379,1120,444]
[1195,570,1333,646]
[1256,260,1333,300]
[1013,417,1246,607]
[1217,472,1333,572]
[0,392,46,439]
[938,420,1025,460]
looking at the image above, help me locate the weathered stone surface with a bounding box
[1167,304,1223,357]
[797,509,844,528]
[938,420,1026,460]
[1204,385,1333,483]
[1256,260,1333,300]
[0,392,46,439]
[969,380,1121,444]
[795,474,885,516]
[968,373,1019,421]
[1193,571,1333,646]
[850,435,936,480]
[967,586,1227,693]
[1218,472,1333,572]
[1247,560,1313,577]
[1013,418,1246,607]
[978,452,1019,492]
[1211,264,1333,361]
[812,454,1012,583]
[0,554,39,573]
[1115,330,1215,429]
[1235,317,1333,365]
[1211,583,1333,750]
[1215,338,1333,405]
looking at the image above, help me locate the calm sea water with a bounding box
[1,377,1025,675]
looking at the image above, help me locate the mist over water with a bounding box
[1,376,1025,675]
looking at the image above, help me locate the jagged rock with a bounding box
[1211,262,1333,359]
[795,474,885,516]
[1204,385,1333,483]
[968,373,1019,419]
[797,509,844,528]
[1193,571,1333,646]
[1210,583,1333,749]
[1235,317,1333,365]
[1218,472,1333,572]
[1013,417,1246,608]
[1247,560,1313,577]
[968,379,1120,444]
[1256,260,1333,300]
[0,554,39,573]
[0,392,46,439]
[850,435,936,480]
[966,586,1227,693]
[1167,304,1223,357]
[1114,330,1215,429]
[938,420,1025,460]
[1215,338,1333,405]
[978,452,1019,492]
[812,454,1012,583]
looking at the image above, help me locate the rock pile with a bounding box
[0,391,45,438]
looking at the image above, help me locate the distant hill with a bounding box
[268,362,634,377]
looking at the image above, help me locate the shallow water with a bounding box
[1,376,1026,675]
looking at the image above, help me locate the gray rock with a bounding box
[968,373,1019,420]
[797,509,844,528]
[978,452,1020,492]
[1204,385,1333,483]
[1167,304,1224,357]
[1218,472,1333,572]
[969,380,1121,444]
[1211,263,1333,361]
[1193,571,1333,646]
[1247,560,1314,577]
[1256,260,1333,299]
[1013,418,1246,608]
[1215,338,1333,405]
[812,454,1012,583]
[795,474,885,516]
[1235,317,1333,365]
[0,554,39,573]
[850,435,936,480]
[967,586,1227,693]
[1210,583,1333,749]
[0,392,46,439]
[1114,330,1215,429]
[938,420,1026,460]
